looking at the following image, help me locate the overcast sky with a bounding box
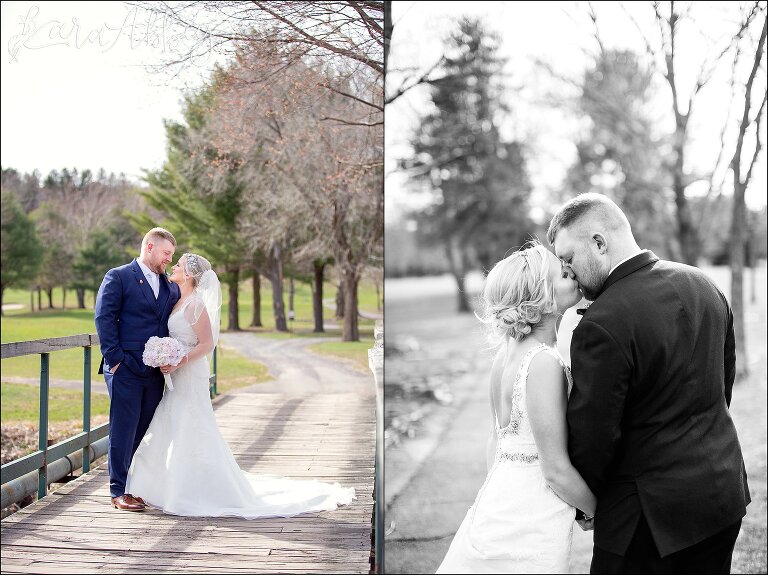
[386,1,767,223]
[1,1,221,182]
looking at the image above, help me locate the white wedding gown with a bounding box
[125,298,355,518]
[436,343,575,573]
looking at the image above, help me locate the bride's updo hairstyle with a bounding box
[182,253,212,288]
[478,241,556,347]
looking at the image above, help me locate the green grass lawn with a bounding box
[2,277,380,335]
[1,277,379,428]
[308,338,374,372]
[1,381,112,422]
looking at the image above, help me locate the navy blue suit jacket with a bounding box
[95,259,181,378]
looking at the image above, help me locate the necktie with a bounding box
[149,272,159,299]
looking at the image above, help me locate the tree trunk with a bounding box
[268,243,288,332]
[730,179,748,381]
[37,287,42,311]
[30,290,34,312]
[384,1,392,74]
[227,267,241,331]
[671,121,700,266]
[341,268,360,342]
[727,10,766,380]
[46,288,54,308]
[746,230,756,304]
[288,277,295,321]
[335,285,344,318]
[376,281,381,311]
[62,287,67,309]
[1,286,4,316]
[446,239,471,312]
[76,288,86,309]
[250,270,262,327]
[313,261,326,333]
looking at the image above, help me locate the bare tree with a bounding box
[611,1,765,265]
[383,0,451,105]
[207,42,382,341]
[136,1,382,120]
[729,11,766,380]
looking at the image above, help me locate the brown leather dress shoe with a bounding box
[111,494,145,511]
[133,495,147,506]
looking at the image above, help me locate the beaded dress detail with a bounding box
[437,344,575,573]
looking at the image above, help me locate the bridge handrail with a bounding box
[1,333,218,505]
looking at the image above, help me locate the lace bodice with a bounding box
[494,343,572,465]
[168,298,201,350]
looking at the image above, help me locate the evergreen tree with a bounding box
[71,228,128,307]
[1,191,44,314]
[137,81,251,331]
[565,49,675,259]
[404,17,532,311]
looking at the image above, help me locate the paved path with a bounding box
[218,333,372,394]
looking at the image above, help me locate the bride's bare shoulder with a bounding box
[527,349,566,387]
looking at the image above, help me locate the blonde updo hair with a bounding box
[182,253,212,287]
[478,241,556,347]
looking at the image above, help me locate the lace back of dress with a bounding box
[495,343,565,465]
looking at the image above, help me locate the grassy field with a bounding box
[308,338,375,372]
[1,382,112,422]
[1,277,379,430]
[2,276,381,337]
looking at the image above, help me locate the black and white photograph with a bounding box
[384,1,765,574]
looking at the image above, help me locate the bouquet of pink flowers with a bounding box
[142,336,186,391]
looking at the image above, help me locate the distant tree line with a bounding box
[1,167,140,314]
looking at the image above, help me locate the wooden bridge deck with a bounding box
[1,391,375,573]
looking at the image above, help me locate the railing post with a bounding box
[38,353,50,500]
[368,320,384,574]
[212,346,218,398]
[82,345,92,473]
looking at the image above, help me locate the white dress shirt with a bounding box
[137,259,160,299]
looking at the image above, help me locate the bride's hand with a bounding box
[160,363,179,375]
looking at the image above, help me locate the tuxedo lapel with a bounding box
[131,259,161,315]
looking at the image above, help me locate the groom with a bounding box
[547,193,750,573]
[95,227,180,511]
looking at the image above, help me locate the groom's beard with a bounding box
[579,257,609,301]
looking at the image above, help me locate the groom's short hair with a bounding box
[142,227,177,251]
[546,193,631,245]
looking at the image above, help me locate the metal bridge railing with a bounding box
[1,334,218,509]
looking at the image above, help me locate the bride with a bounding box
[436,241,596,573]
[125,253,355,518]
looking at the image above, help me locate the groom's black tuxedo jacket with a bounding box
[567,251,750,558]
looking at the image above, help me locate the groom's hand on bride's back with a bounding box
[576,518,594,531]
